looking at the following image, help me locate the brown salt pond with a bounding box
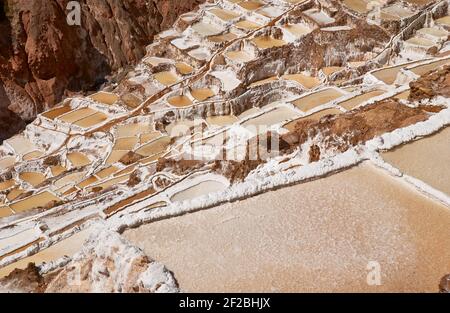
[167,95,193,107]
[175,63,194,75]
[58,107,96,124]
[89,92,118,105]
[251,36,286,49]
[225,50,255,63]
[409,58,450,76]
[238,0,265,11]
[338,90,386,111]
[67,152,91,167]
[50,165,66,177]
[73,112,108,128]
[321,66,343,77]
[153,71,179,86]
[208,32,238,43]
[0,179,16,192]
[192,22,223,37]
[0,228,93,278]
[241,107,301,133]
[436,16,450,27]
[113,137,139,151]
[0,157,16,170]
[343,0,370,14]
[293,88,344,112]
[248,76,278,88]
[23,151,43,161]
[124,163,450,292]
[282,24,313,38]
[170,180,227,202]
[206,115,238,126]
[95,166,119,179]
[382,127,450,195]
[0,206,13,219]
[140,132,162,144]
[10,191,61,213]
[135,136,171,157]
[106,150,129,165]
[190,88,215,101]
[234,20,262,31]
[209,8,240,21]
[282,74,320,89]
[283,108,342,131]
[19,172,46,187]
[394,89,410,100]
[41,104,72,120]
[117,123,152,137]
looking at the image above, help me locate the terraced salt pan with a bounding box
[234,20,262,31]
[41,104,72,120]
[106,150,129,165]
[405,37,435,47]
[251,36,286,49]
[436,16,450,27]
[304,9,335,26]
[175,63,194,75]
[381,4,415,21]
[19,172,46,187]
[0,228,93,278]
[0,206,13,218]
[211,70,241,91]
[89,92,118,105]
[409,58,450,76]
[192,22,224,37]
[116,123,152,137]
[144,57,173,67]
[382,127,450,195]
[23,151,43,161]
[10,191,61,213]
[0,179,15,192]
[282,74,320,89]
[343,0,370,14]
[209,8,241,21]
[208,32,238,43]
[113,137,138,151]
[188,47,212,61]
[190,88,215,101]
[249,76,278,87]
[170,180,227,202]
[153,71,180,86]
[5,135,37,155]
[0,157,15,170]
[338,90,386,110]
[321,66,343,76]
[135,137,170,157]
[237,0,265,11]
[257,6,285,18]
[206,115,238,126]
[73,112,108,128]
[67,152,91,167]
[293,88,345,112]
[124,164,450,292]
[54,171,85,189]
[241,107,301,134]
[282,23,313,39]
[225,50,255,63]
[58,107,96,124]
[167,95,193,107]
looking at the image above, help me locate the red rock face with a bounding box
[0,0,204,138]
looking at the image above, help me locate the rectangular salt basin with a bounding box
[409,58,450,76]
[304,9,335,26]
[382,127,450,195]
[206,115,238,126]
[72,112,108,128]
[282,24,313,38]
[338,90,386,110]
[0,157,16,170]
[10,191,61,213]
[190,88,215,101]
[251,36,286,49]
[167,95,192,107]
[241,107,301,133]
[67,152,91,167]
[0,206,13,218]
[170,180,227,202]
[135,136,170,156]
[234,20,262,31]
[225,51,255,63]
[113,137,138,150]
[41,104,72,120]
[209,8,240,21]
[343,0,370,14]
[282,74,320,89]
[116,123,152,137]
[192,22,223,37]
[58,107,97,124]
[293,88,344,112]
[249,76,278,88]
[208,32,238,43]
[0,228,93,278]
[19,172,46,187]
[153,71,179,86]
[238,1,265,11]
[89,92,119,105]
[124,163,450,292]
[5,135,37,155]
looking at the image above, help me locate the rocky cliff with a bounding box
[0,0,204,140]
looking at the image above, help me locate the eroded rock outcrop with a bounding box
[0,0,204,126]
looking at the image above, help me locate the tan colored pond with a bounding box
[0,206,13,219]
[0,157,15,170]
[140,132,162,144]
[409,58,450,76]
[124,163,450,292]
[117,123,152,137]
[282,74,320,89]
[106,150,129,165]
[293,88,344,112]
[321,66,343,76]
[89,174,130,192]
[282,23,312,37]
[206,115,238,126]
[73,112,108,128]
[284,108,342,131]
[89,92,118,105]
[191,88,215,101]
[154,71,179,86]
[225,50,255,63]
[436,16,450,27]
[23,151,43,161]
[382,127,450,195]
[41,104,72,120]
[7,188,23,202]
[238,0,265,11]
[167,95,193,107]
[0,228,93,278]
[235,20,262,31]
[343,0,370,14]
[406,37,434,47]
[171,180,227,202]
[135,136,171,157]
[192,22,223,37]
[58,107,96,124]
[251,36,286,49]
[210,8,240,21]
[0,179,15,191]
[208,32,238,43]
[249,76,278,88]
[77,176,98,189]
[50,165,66,177]
[95,166,119,179]
[242,107,301,133]
[113,137,138,151]
[67,152,91,167]
[175,62,194,75]
[19,172,46,187]
[394,89,410,100]
[338,90,385,111]
[10,191,61,213]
